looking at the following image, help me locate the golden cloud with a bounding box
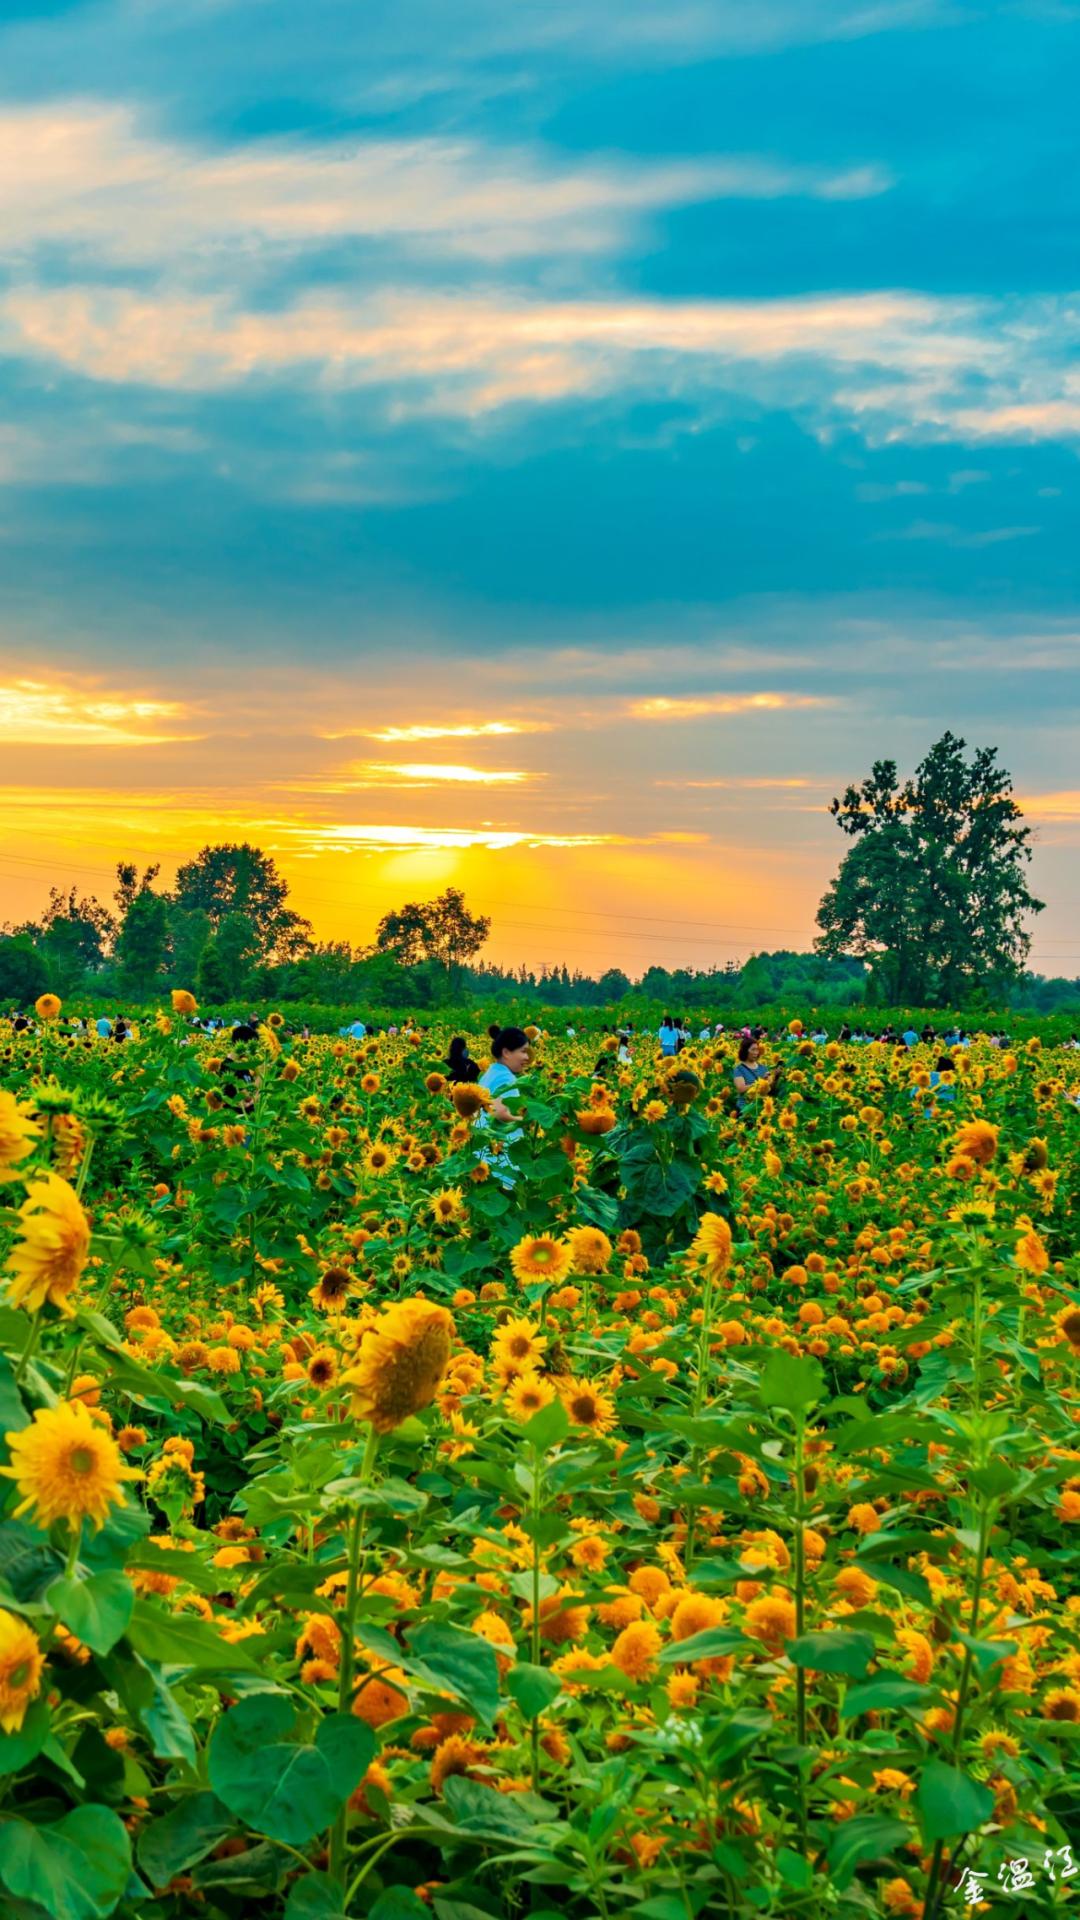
[0,677,200,746]
[628,692,830,721]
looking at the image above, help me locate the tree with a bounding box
[173,844,312,962]
[375,888,490,988]
[24,886,117,992]
[0,934,49,1006]
[116,887,170,995]
[197,912,260,1003]
[114,862,161,917]
[815,732,1043,1005]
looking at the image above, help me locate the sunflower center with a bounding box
[70,1447,94,1475]
[9,1661,30,1688]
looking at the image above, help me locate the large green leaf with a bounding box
[404,1620,501,1727]
[917,1762,994,1840]
[0,1806,132,1920]
[841,1676,932,1717]
[47,1572,134,1657]
[137,1791,235,1888]
[0,1700,50,1778]
[826,1814,910,1891]
[126,1599,260,1672]
[209,1695,375,1845]
[788,1631,874,1678]
[658,1628,750,1666]
[505,1662,561,1720]
[284,1873,352,1920]
[757,1350,823,1413]
[368,1891,431,1920]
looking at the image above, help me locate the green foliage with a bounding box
[816,731,1043,1005]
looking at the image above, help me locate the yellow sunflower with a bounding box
[691,1212,733,1280]
[5,1172,90,1316]
[0,1609,45,1732]
[509,1235,572,1288]
[565,1226,613,1275]
[491,1315,547,1376]
[2,1399,141,1532]
[559,1376,617,1436]
[0,1091,41,1181]
[309,1265,356,1312]
[343,1298,454,1432]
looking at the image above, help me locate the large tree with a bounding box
[815,732,1043,1005]
[374,887,490,986]
[173,844,312,962]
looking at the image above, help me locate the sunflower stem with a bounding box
[329,1422,379,1887]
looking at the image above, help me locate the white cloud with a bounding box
[0,101,889,271]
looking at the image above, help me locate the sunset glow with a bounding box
[0,0,1075,979]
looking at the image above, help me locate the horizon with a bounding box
[1,1,1078,975]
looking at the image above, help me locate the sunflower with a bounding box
[565,1226,613,1275]
[610,1619,662,1682]
[1014,1224,1049,1275]
[307,1347,339,1388]
[691,1212,733,1280]
[2,1399,141,1532]
[743,1589,796,1651]
[309,1265,356,1312]
[559,1376,617,1436]
[0,1609,45,1733]
[505,1369,555,1422]
[1055,1305,1080,1351]
[510,1235,572,1288]
[361,1073,381,1094]
[365,1144,396,1175]
[35,994,61,1021]
[429,1732,489,1795]
[5,1172,90,1316]
[491,1315,547,1376]
[352,1668,410,1728]
[1043,1687,1080,1722]
[343,1298,454,1433]
[431,1188,464,1223]
[171,989,197,1016]
[952,1119,999,1167]
[0,1090,41,1180]
[452,1083,491,1119]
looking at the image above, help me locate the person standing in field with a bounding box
[658,1015,678,1058]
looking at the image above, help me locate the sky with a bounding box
[1,0,1079,978]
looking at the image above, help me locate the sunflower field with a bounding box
[0,1000,1078,1920]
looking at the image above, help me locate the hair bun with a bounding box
[488,1023,502,1043]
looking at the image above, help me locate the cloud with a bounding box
[357,762,535,784]
[0,676,199,745]
[326,720,550,743]
[7,280,1076,456]
[0,101,889,272]
[627,692,831,720]
[278,823,625,852]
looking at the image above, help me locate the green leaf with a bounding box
[757,1350,823,1414]
[853,1558,933,1607]
[405,1620,500,1727]
[0,1806,132,1920]
[0,1354,29,1453]
[505,1662,561,1720]
[841,1677,932,1717]
[369,1891,431,1920]
[776,1847,813,1891]
[788,1631,874,1678]
[917,1762,994,1841]
[284,1871,351,1920]
[209,1695,375,1845]
[0,1699,50,1777]
[137,1791,235,1888]
[954,1630,1017,1675]
[521,1399,569,1449]
[127,1599,260,1672]
[657,1628,750,1666]
[441,1776,547,1842]
[47,1571,134,1657]
[826,1814,910,1891]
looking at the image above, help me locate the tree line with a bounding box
[0,733,1068,1012]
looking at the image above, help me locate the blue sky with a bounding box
[1,0,1078,973]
